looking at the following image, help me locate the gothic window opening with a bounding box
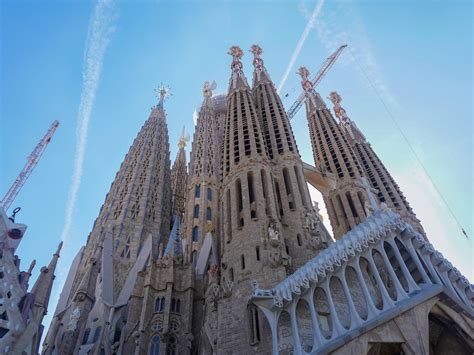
[294,165,308,208]
[149,335,161,355]
[248,172,257,219]
[346,192,358,218]
[282,168,295,210]
[192,226,199,242]
[226,189,232,242]
[249,306,261,345]
[192,251,197,267]
[176,299,181,313]
[171,298,176,312]
[206,207,212,221]
[260,170,270,216]
[82,328,90,345]
[166,336,177,355]
[92,326,101,343]
[194,204,200,218]
[207,188,212,201]
[195,184,201,198]
[236,179,244,228]
[229,268,234,282]
[274,181,284,217]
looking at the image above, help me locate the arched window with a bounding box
[207,188,212,201]
[166,336,177,355]
[195,185,201,197]
[192,251,197,267]
[206,207,212,221]
[171,298,176,312]
[192,226,199,242]
[93,326,101,343]
[176,299,181,313]
[159,297,165,312]
[155,297,161,312]
[82,328,90,345]
[149,335,161,355]
[194,204,200,218]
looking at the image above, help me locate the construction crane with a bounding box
[287,44,347,120]
[1,120,60,211]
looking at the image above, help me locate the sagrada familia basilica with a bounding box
[1,45,472,354]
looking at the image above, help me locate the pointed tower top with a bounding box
[155,83,172,107]
[55,241,63,256]
[164,215,183,257]
[250,44,264,71]
[178,126,190,149]
[228,45,244,74]
[328,91,366,142]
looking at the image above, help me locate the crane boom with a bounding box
[1,120,59,211]
[287,44,347,120]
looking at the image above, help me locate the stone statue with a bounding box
[66,307,81,331]
[364,200,374,217]
[267,219,280,246]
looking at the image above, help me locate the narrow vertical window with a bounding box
[93,327,101,343]
[241,255,246,269]
[192,226,199,242]
[229,268,234,282]
[283,168,295,210]
[194,204,200,218]
[297,234,302,246]
[176,299,181,313]
[206,207,212,221]
[226,189,232,241]
[275,181,284,217]
[195,184,201,197]
[294,165,308,208]
[236,179,244,227]
[159,297,165,312]
[260,169,270,216]
[82,328,90,345]
[207,188,212,201]
[192,251,197,267]
[256,246,260,261]
[171,298,176,312]
[248,172,257,219]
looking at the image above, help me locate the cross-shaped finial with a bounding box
[155,83,172,106]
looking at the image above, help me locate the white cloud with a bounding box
[277,0,325,94]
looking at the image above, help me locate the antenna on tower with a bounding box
[1,120,60,211]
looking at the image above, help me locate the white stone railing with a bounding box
[250,209,474,354]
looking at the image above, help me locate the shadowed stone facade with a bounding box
[42,47,473,355]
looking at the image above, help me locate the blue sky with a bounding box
[1,0,472,332]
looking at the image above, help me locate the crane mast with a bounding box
[1,120,60,211]
[287,44,347,120]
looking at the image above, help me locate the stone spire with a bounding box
[171,127,188,216]
[298,67,373,239]
[328,91,425,234]
[251,45,331,270]
[43,89,172,354]
[183,80,221,261]
[163,215,183,257]
[31,241,62,311]
[216,46,289,353]
[227,45,250,92]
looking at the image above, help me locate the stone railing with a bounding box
[250,209,474,354]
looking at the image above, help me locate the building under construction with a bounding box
[6,46,473,354]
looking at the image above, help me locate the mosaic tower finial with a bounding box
[250,44,264,71]
[228,46,244,74]
[155,83,172,106]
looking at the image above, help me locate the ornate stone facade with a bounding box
[42,47,473,355]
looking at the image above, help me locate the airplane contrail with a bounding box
[277,0,325,94]
[59,0,116,248]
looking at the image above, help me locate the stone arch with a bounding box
[359,256,383,310]
[371,248,397,301]
[394,237,423,285]
[277,310,294,354]
[296,299,313,352]
[383,241,409,293]
[345,266,368,320]
[329,276,351,329]
[313,287,333,339]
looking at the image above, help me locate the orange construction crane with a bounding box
[287,44,347,120]
[1,120,60,211]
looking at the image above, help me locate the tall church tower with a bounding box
[42,87,172,355]
[250,45,331,271]
[328,91,425,234]
[299,67,374,239]
[170,128,188,217]
[216,46,289,353]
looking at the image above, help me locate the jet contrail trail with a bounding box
[277,0,325,94]
[59,0,116,248]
